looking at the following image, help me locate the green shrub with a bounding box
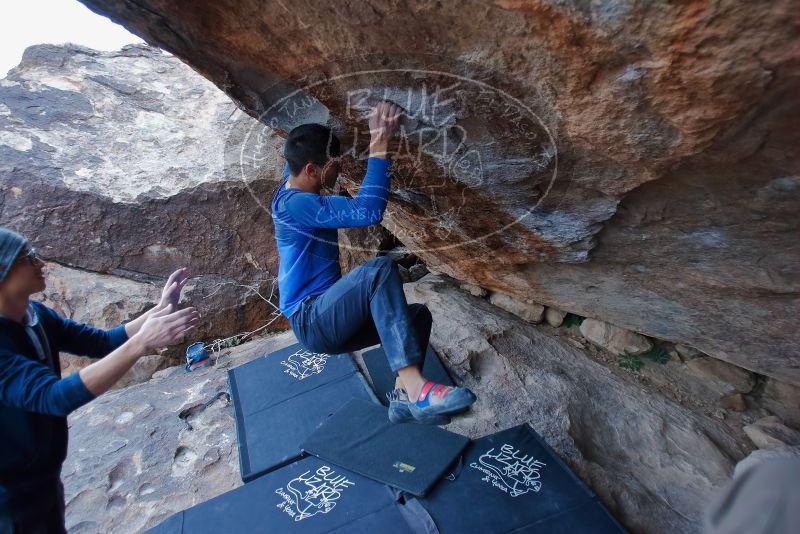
[618,353,644,371]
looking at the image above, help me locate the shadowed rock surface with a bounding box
[338,224,397,274]
[76,0,800,384]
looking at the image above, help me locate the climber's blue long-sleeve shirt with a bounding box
[271,157,392,317]
[0,301,127,494]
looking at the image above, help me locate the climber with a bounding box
[271,101,477,424]
[0,228,200,533]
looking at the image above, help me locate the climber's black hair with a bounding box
[283,123,341,176]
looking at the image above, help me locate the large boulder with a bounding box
[75,0,800,385]
[0,44,289,356]
[544,307,567,327]
[404,274,747,534]
[0,43,284,281]
[683,357,757,398]
[639,353,759,409]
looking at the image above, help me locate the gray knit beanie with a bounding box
[0,228,28,282]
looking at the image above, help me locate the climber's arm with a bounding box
[281,101,401,229]
[282,157,392,229]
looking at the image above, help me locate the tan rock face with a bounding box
[579,318,652,355]
[544,307,567,327]
[760,379,800,428]
[62,330,299,533]
[40,262,160,328]
[404,274,745,533]
[719,393,747,412]
[459,282,488,298]
[75,0,800,384]
[675,344,702,361]
[743,416,800,449]
[59,353,166,390]
[684,357,757,398]
[488,291,545,323]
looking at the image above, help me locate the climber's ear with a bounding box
[303,161,318,179]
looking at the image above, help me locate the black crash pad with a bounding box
[146,456,426,534]
[362,345,453,406]
[228,343,376,482]
[414,424,626,533]
[229,343,358,412]
[301,398,470,496]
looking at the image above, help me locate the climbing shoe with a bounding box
[387,388,450,425]
[408,381,477,419]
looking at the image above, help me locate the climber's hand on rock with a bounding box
[369,101,403,158]
[135,304,200,353]
[159,267,190,309]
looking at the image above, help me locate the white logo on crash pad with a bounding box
[275,465,355,522]
[471,443,547,497]
[280,348,330,380]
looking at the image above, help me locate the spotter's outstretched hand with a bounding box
[159,267,190,309]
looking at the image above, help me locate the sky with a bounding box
[0,0,144,77]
